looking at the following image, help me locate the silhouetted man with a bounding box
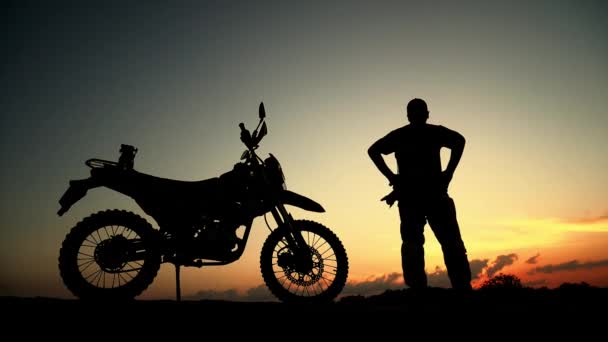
[368,98,472,290]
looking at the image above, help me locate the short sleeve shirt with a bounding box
[374,124,462,194]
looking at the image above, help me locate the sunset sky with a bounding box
[2,1,607,300]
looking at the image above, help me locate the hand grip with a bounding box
[239,123,252,147]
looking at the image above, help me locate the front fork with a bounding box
[270,204,310,258]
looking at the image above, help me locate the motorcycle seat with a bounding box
[130,171,221,197]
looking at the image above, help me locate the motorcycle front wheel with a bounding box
[260,220,349,303]
[58,210,161,300]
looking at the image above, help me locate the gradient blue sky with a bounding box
[2,1,607,298]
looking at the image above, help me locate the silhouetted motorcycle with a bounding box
[57,103,348,302]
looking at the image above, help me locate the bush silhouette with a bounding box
[480,273,523,289]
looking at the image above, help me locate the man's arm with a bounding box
[443,129,466,178]
[368,139,398,186]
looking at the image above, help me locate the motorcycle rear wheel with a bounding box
[260,220,349,303]
[58,210,161,300]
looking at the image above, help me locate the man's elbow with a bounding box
[368,145,380,159]
[456,134,466,149]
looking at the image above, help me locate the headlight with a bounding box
[264,154,286,190]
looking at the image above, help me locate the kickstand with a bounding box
[175,263,181,302]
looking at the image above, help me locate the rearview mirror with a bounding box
[251,122,267,147]
[257,121,267,140]
[259,102,266,119]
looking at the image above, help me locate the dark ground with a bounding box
[3,287,606,336]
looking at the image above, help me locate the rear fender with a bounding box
[57,178,99,216]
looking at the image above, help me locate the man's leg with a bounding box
[398,200,428,289]
[427,195,472,290]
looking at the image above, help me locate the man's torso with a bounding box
[379,124,451,196]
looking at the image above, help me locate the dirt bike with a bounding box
[57,102,349,302]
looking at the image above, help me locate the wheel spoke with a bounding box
[321,274,335,283]
[88,234,99,244]
[95,270,104,287]
[320,276,331,288]
[315,240,329,251]
[77,257,95,265]
[124,262,141,273]
[315,279,325,293]
[276,240,288,250]
[103,226,111,240]
[308,232,315,248]
[311,234,320,249]
[305,282,311,296]
[122,271,135,280]
[118,272,129,285]
[320,247,333,257]
[91,269,103,287]
[85,268,101,283]
[95,229,104,245]
[78,260,96,274]
[78,258,95,267]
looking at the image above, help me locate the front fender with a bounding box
[281,190,325,213]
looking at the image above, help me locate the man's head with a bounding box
[406,98,429,124]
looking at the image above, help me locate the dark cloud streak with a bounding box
[565,212,608,224]
[529,258,608,275]
[486,254,518,278]
[526,253,540,264]
[187,284,276,302]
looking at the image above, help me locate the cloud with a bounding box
[187,284,276,302]
[341,272,403,296]
[486,254,518,278]
[504,213,608,234]
[528,258,608,275]
[565,212,608,224]
[526,253,540,264]
[343,258,492,295]
[470,259,490,280]
[244,284,276,302]
[427,258,490,288]
[185,255,517,301]
[427,266,451,288]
